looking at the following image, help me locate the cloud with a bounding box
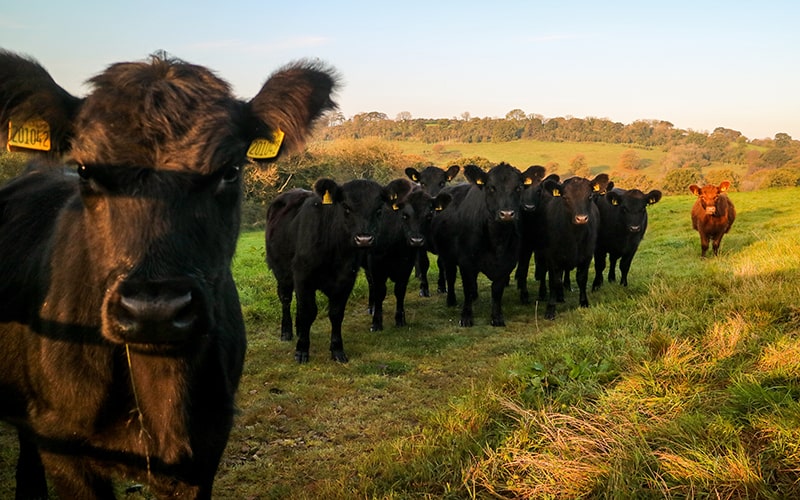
[187,36,331,54]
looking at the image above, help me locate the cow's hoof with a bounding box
[331,350,349,363]
[280,331,293,341]
[294,351,309,363]
[370,324,383,332]
[491,318,506,327]
[459,318,474,327]
[545,306,556,320]
[580,301,589,308]
[419,289,430,297]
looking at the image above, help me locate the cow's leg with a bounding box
[370,275,388,332]
[444,258,458,307]
[516,246,533,304]
[545,264,562,320]
[459,267,478,327]
[394,277,409,327]
[619,252,634,287]
[699,232,710,257]
[15,430,48,500]
[562,270,572,295]
[712,234,723,256]
[592,250,606,291]
[328,289,350,363]
[437,255,448,294]
[490,274,510,326]
[418,250,431,297]
[576,260,590,308]
[365,264,376,315]
[40,454,114,500]
[607,254,618,283]
[276,279,294,341]
[294,286,318,363]
[535,252,548,301]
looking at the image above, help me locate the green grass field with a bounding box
[2,187,799,498]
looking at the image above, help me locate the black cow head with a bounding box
[607,188,662,233]
[519,165,549,212]
[545,173,610,225]
[314,177,412,248]
[405,165,460,196]
[464,162,529,223]
[391,189,452,247]
[0,50,339,347]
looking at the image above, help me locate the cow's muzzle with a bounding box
[497,210,516,222]
[353,234,375,247]
[574,214,590,225]
[104,278,210,344]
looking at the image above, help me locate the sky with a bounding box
[2,1,798,140]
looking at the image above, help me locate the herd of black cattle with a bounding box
[265,162,666,364]
[0,51,735,498]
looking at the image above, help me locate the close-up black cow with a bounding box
[0,50,337,499]
[541,174,609,320]
[592,187,662,290]
[431,163,538,327]
[265,178,411,363]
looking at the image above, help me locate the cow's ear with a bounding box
[591,173,610,194]
[0,52,82,158]
[719,181,731,192]
[647,190,663,205]
[464,164,486,187]
[313,178,341,205]
[383,178,413,204]
[248,60,340,162]
[543,179,561,197]
[523,165,546,185]
[445,165,460,181]
[689,184,701,196]
[405,167,420,182]
[434,192,452,212]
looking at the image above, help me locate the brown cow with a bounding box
[0,50,338,499]
[689,181,736,257]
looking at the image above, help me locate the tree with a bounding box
[460,111,471,121]
[505,108,526,121]
[617,149,642,170]
[662,167,701,195]
[395,111,412,121]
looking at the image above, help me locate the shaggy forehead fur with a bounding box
[69,55,245,173]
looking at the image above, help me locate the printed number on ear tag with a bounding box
[8,119,51,151]
[247,129,285,159]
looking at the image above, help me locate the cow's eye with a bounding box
[222,166,240,184]
[402,213,409,221]
[439,181,445,188]
[77,164,91,180]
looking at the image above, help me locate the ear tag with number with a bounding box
[322,190,333,205]
[8,118,51,151]
[246,129,284,159]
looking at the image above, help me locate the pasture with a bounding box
[2,186,800,498]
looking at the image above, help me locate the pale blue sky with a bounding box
[2,1,798,140]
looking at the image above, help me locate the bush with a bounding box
[661,167,701,194]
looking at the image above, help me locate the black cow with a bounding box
[592,187,662,290]
[266,178,411,363]
[365,185,451,331]
[431,163,537,327]
[513,166,549,303]
[404,165,460,296]
[0,50,337,499]
[541,174,609,320]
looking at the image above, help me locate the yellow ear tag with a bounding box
[524,177,533,185]
[593,184,601,192]
[476,179,484,185]
[392,203,400,211]
[246,129,285,159]
[612,198,619,206]
[552,189,561,197]
[8,118,51,151]
[322,190,333,205]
